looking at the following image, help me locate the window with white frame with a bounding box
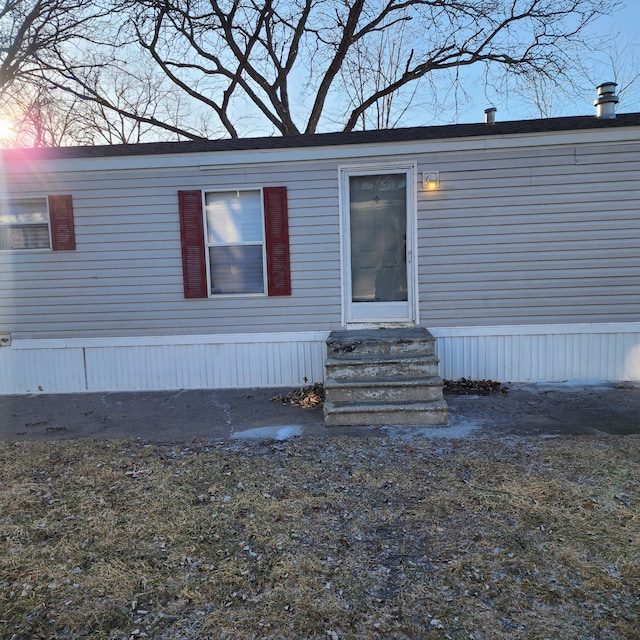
[204,189,266,295]
[0,197,50,250]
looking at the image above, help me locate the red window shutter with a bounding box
[48,195,76,251]
[178,190,207,299]
[263,186,291,296]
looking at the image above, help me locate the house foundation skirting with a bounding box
[1,323,639,394]
[0,332,330,394]
[430,323,640,384]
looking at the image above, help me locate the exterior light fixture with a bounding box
[423,171,440,190]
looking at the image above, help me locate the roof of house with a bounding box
[4,113,640,161]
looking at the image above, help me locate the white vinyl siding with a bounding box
[1,133,640,341]
[417,142,640,327]
[0,162,341,339]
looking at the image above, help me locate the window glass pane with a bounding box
[205,190,263,244]
[0,224,50,249]
[209,245,264,294]
[0,198,48,224]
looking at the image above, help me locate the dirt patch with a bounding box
[1,434,638,639]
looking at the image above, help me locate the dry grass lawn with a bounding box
[0,434,638,639]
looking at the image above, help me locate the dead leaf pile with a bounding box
[271,383,325,407]
[444,377,508,395]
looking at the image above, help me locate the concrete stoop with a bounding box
[323,328,449,427]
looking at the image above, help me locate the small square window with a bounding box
[204,190,266,295]
[0,198,50,250]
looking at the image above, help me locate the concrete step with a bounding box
[325,354,440,379]
[323,399,449,427]
[327,327,436,359]
[324,376,444,403]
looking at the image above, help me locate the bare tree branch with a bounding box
[0,0,625,145]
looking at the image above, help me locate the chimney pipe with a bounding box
[594,82,618,119]
[484,107,497,125]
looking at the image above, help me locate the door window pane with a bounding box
[349,174,407,302]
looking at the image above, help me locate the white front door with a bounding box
[341,163,417,325]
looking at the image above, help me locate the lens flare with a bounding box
[0,118,14,142]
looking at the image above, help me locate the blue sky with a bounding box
[425,1,640,125]
[593,0,639,41]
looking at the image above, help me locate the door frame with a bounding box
[339,161,419,327]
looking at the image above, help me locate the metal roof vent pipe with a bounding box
[485,107,497,124]
[594,82,618,119]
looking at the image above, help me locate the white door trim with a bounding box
[338,161,418,327]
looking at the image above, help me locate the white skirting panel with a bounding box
[2,324,639,394]
[0,332,329,394]
[0,346,87,394]
[431,323,640,383]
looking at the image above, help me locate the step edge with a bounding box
[325,354,439,365]
[324,400,449,413]
[325,376,443,388]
